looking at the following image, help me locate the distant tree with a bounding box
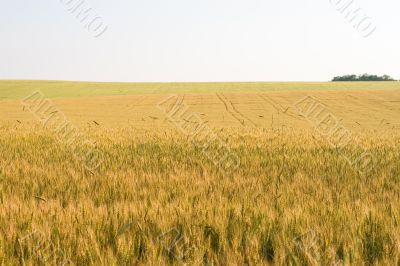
[332,75,357,81]
[382,75,393,81]
[332,74,395,82]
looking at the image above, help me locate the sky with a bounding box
[0,0,399,82]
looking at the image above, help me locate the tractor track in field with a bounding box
[258,94,298,119]
[169,94,186,118]
[216,93,244,125]
[216,93,257,127]
[158,94,186,124]
[222,94,258,127]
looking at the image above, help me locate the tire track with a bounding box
[216,93,244,125]
[169,94,186,118]
[258,94,298,119]
[221,93,258,127]
[216,93,257,127]
[158,94,186,123]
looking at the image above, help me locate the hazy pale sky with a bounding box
[0,0,399,82]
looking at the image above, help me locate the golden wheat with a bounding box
[0,123,399,265]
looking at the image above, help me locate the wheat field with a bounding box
[1,81,400,265]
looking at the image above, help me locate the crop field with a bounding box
[1,81,400,265]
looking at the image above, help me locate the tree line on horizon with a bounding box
[332,74,397,82]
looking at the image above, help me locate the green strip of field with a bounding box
[1,80,399,100]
